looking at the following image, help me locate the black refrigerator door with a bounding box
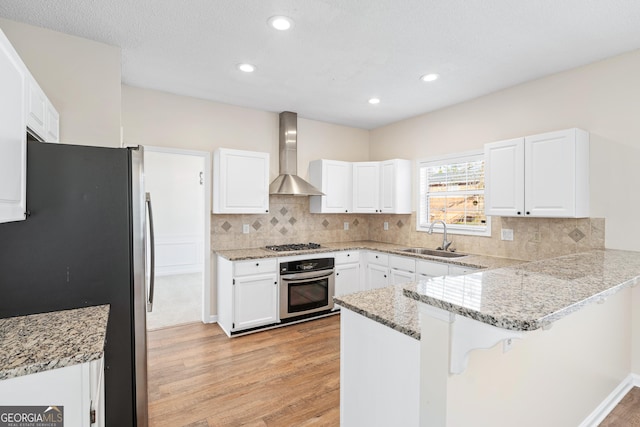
[0,141,139,426]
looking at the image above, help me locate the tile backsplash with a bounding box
[212,195,604,261]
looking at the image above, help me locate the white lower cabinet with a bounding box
[233,273,278,330]
[389,255,416,286]
[366,252,389,290]
[217,256,278,335]
[335,251,361,297]
[0,358,105,427]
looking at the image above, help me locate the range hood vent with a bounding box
[269,111,324,196]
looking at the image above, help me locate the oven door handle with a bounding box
[281,270,334,281]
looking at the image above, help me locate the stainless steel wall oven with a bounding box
[279,257,335,320]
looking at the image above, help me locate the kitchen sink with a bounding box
[401,248,468,258]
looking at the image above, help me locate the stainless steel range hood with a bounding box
[269,111,324,196]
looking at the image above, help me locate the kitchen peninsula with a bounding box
[335,249,640,426]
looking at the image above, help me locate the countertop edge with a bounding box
[335,301,421,340]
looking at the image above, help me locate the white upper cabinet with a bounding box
[352,159,411,214]
[379,159,411,214]
[353,162,380,213]
[309,159,353,213]
[213,148,270,214]
[0,28,28,224]
[484,137,525,217]
[26,76,59,143]
[485,128,589,218]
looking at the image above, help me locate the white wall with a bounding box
[370,48,640,253]
[419,287,633,426]
[121,85,371,182]
[0,18,122,147]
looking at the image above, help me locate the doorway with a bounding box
[144,146,211,330]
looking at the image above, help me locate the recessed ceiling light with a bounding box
[237,63,256,73]
[420,73,439,82]
[368,98,381,105]
[268,16,293,31]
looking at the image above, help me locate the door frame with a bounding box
[144,145,213,324]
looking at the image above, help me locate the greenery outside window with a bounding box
[417,151,491,236]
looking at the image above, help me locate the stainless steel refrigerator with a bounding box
[0,141,154,426]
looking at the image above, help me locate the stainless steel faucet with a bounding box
[428,220,452,251]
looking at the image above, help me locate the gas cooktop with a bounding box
[265,242,322,252]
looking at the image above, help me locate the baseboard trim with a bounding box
[579,373,640,426]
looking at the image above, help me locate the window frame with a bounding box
[416,150,491,237]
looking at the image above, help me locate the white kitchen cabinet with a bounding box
[416,259,450,278]
[365,252,389,290]
[46,101,60,143]
[448,264,479,276]
[233,272,278,331]
[485,128,589,218]
[335,251,362,297]
[389,255,416,285]
[352,162,380,213]
[213,148,270,214]
[0,28,27,224]
[216,256,278,335]
[0,358,105,427]
[26,76,60,143]
[379,159,411,214]
[309,159,353,213]
[27,75,47,139]
[352,160,411,214]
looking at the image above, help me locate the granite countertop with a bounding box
[404,249,640,332]
[335,285,421,340]
[336,249,640,338]
[215,240,525,270]
[0,305,110,380]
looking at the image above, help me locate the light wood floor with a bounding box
[147,315,640,426]
[147,315,341,426]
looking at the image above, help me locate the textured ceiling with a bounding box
[1,0,640,129]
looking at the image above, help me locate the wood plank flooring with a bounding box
[148,315,640,426]
[147,315,341,427]
[600,387,640,426]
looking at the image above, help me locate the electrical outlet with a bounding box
[383,221,389,231]
[344,222,349,230]
[532,231,541,243]
[501,228,514,241]
[242,224,250,234]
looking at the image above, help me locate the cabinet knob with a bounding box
[274,281,277,285]
[345,210,348,213]
[266,210,269,213]
[336,273,340,276]
[375,255,379,258]
[347,254,350,257]
[526,211,531,215]
[256,263,259,266]
[517,211,522,215]
[384,274,387,278]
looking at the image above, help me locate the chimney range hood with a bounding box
[269,111,324,196]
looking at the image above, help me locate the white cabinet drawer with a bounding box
[416,260,449,277]
[335,251,360,264]
[367,251,389,266]
[389,255,415,273]
[448,265,479,276]
[234,258,277,276]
